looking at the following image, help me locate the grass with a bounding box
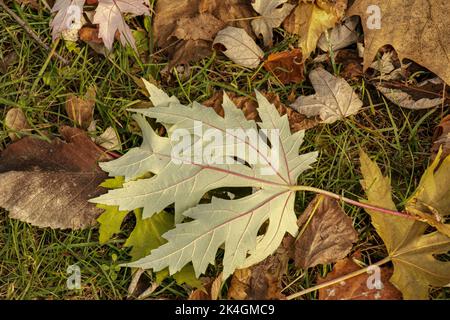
[1,1,449,300]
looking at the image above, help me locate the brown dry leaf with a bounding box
[154,0,254,68]
[334,49,363,80]
[283,0,348,59]
[227,237,291,300]
[5,108,31,141]
[431,115,450,162]
[264,48,305,84]
[79,26,103,44]
[348,0,450,86]
[318,257,402,300]
[0,127,111,229]
[202,91,319,132]
[188,274,222,300]
[295,195,358,269]
[65,87,96,129]
[375,78,450,110]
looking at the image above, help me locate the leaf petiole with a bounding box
[290,185,419,221]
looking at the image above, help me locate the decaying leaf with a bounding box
[153,0,254,67]
[5,108,31,141]
[318,257,402,300]
[264,48,305,84]
[348,0,450,85]
[360,150,450,299]
[228,237,291,300]
[283,0,347,59]
[213,27,264,69]
[188,274,222,300]
[317,16,359,52]
[291,67,363,123]
[201,91,319,132]
[431,115,450,162]
[0,127,111,229]
[93,0,150,50]
[50,0,85,41]
[251,0,295,46]
[295,195,358,269]
[375,78,449,110]
[91,80,318,279]
[65,86,96,129]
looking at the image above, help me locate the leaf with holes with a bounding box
[91,79,318,279]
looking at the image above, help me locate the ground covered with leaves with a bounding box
[0,0,449,300]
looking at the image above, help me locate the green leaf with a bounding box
[360,150,450,300]
[97,204,129,244]
[92,80,318,279]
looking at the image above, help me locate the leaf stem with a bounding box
[286,256,392,300]
[290,185,418,220]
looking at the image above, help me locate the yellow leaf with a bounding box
[284,1,344,59]
[405,150,450,237]
[360,150,450,299]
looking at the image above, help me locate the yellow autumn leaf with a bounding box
[359,150,450,300]
[405,149,450,237]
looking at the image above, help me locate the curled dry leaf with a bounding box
[79,26,103,44]
[264,48,305,84]
[188,274,222,300]
[213,27,264,69]
[334,49,363,80]
[65,86,96,129]
[291,67,363,123]
[318,257,402,300]
[95,126,121,151]
[251,0,295,46]
[317,16,359,52]
[154,0,254,67]
[348,0,450,86]
[0,127,112,229]
[375,78,449,110]
[201,91,319,132]
[431,115,450,162]
[5,108,31,141]
[283,0,348,59]
[295,195,358,269]
[228,237,291,300]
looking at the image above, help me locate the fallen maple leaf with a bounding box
[92,80,318,279]
[318,257,402,300]
[283,0,347,59]
[360,150,450,299]
[295,195,358,269]
[291,67,363,123]
[93,0,150,51]
[0,127,111,229]
[251,0,295,46]
[264,48,305,84]
[213,27,264,69]
[348,0,450,85]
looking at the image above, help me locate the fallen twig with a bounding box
[0,0,69,65]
